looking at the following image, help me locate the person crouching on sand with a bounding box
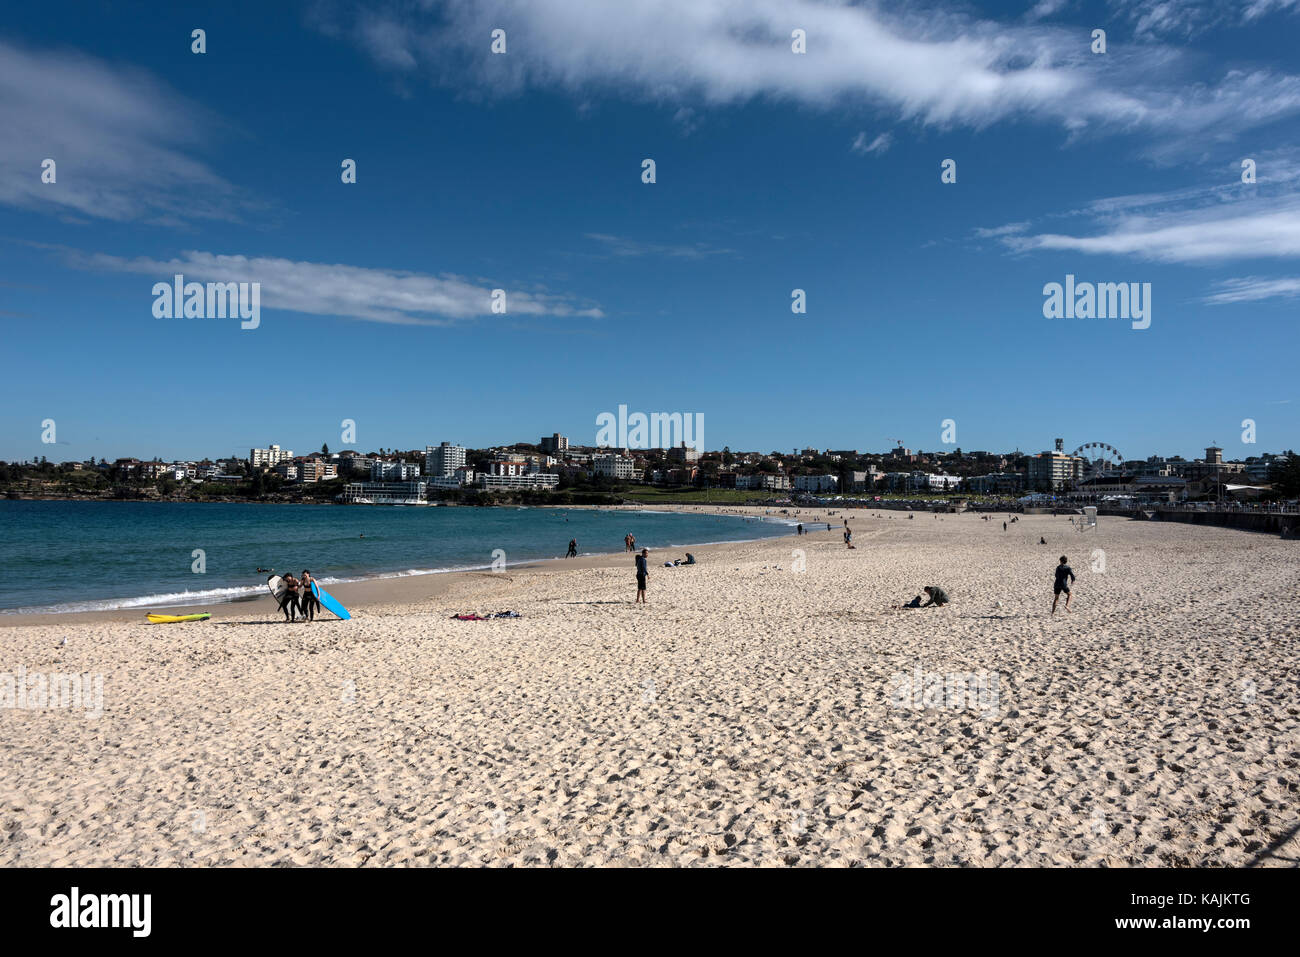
[918,585,949,607]
[635,548,648,604]
[1051,556,1075,615]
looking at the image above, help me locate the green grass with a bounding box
[618,487,761,504]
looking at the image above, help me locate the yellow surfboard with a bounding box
[146,613,211,624]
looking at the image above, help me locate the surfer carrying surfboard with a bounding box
[300,570,319,622]
[280,572,302,621]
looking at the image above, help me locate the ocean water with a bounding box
[0,500,795,613]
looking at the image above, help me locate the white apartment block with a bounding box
[250,444,293,467]
[592,452,638,480]
[740,473,791,490]
[794,474,839,493]
[476,473,560,490]
[371,460,420,481]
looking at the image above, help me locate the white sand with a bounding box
[2,508,1297,866]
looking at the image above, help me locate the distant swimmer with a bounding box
[257,566,273,573]
[1051,556,1076,615]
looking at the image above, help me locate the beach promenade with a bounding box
[2,508,1297,866]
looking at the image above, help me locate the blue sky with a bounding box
[2,0,1298,464]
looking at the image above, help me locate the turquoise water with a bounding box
[0,501,795,613]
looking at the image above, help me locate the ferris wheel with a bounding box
[1071,442,1124,476]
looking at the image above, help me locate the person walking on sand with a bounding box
[635,547,649,603]
[566,538,578,558]
[280,572,301,622]
[1003,521,1007,531]
[1051,555,1076,614]
[299,569,319,623]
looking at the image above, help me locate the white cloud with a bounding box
[1203,276,1300,304]
[1004,196,1300,262]
[63,249,604,325]
[973,222,1030,238]
[319,0,1300,145]
[850,131,893,156]
[0,40,250,224]
[1025,0,1071,22]
[988,150,1300,263]
[1112,0,1300,38]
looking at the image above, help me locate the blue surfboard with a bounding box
[311,581,351,620]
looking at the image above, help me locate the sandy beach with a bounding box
[2,507,1297,867]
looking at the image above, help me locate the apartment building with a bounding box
[250,444,293,467]
[425,442,467,477]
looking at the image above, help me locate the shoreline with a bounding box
[0,504,824,627]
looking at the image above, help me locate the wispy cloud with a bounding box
[973,222,1030,239]
[584,233,735,259]
[0,40,253,225]
[1202,276,1300,304]
[1025,0,1072,22]
[1004,196,1300,262]
[1110,0,1300,39]
[986,150,1300,263]
[672,106,702,136]
[850,131,893,156]
[315,0,1300,148]
[57,248,604,325]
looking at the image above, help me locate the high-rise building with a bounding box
[425,442,467,477]
[1026,451,1084,490]
[539,433,569,453]
[250,444,293,467]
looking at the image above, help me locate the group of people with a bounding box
[892,557,1076,613]
[278,570,321,622]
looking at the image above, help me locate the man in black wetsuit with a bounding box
[1051,556,1076,614]
[635,548,648,604]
